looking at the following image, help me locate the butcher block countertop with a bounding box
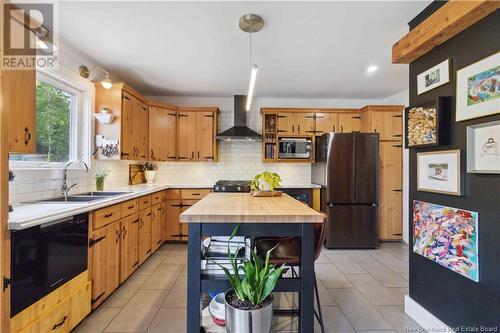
[179,193,323,224]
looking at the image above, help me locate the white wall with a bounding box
[383,89,410,244]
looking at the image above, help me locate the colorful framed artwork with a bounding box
[413,200,479,282]
[456,52,500,122]
[405,97,451,148]
[467,120,500,174]
[417,59,451,95]
[417,150,461,196]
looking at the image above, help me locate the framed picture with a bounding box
[467,120,500,173]
[417,59,450,95]
[405,97,451,148]
[413,200,479,282]
[417,150,461,195]
[456,52,500,121]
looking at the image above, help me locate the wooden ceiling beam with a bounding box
[392,0,500,64]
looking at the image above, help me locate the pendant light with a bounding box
[239,14,264,111]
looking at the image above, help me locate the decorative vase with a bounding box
[144,170,156,184]
[258,179,271,191]
[224,290,273,333]
[96,177,104,191]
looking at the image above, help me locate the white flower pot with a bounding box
[258,179,271,191]
[144,170,156,184]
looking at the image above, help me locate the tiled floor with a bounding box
[73,242,421,333]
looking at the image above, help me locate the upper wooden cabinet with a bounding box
[95,83,149,161]
[149,104,177,162]
[315,112,338,135]
[177,108,218,162]
[337,113,361,133]
[3,72,36,154]
[360,105,404,141]
[277,112,315,136]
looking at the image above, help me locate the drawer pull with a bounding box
[52,316,67,330]
[89,236,106,247]
[128,204,135,209]
[24,127,32,146]
[147,212,152,217]
[146,249,151,254]
[104,213,113,218]
[143,200,149,204]
[132,261,139,268]
[392,233,402,236]
[132,219,139,224]
[191,193,201,196]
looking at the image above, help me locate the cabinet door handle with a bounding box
[191,151,194,159]
[393,115,403,118]
[152,212,155,220]
[104,213,113,218]
[393,144,402,148]
[116,229,120,243]
[197,151,200,158]
[150,149,155,160]
[340,125,344,133]
[122,227,127,239]
[24,127,32,146]
[277,130,286,133]
[204,156,214,159]
[146,249,151,254]
[132,261,139,268]
[352,116,361,119]
[297,125,300,133]
[333,125,335,132]
[132,219,139,224]
[178,156,188,160]
[292,125,295,133]
[89,236,106,247]
[393,189,402,192]
[147,212,152,216]
[52,316,67,330]
[121,152,130,157]
[191,193,200,196]
[157,240,162,245]
[167,155,176,159]
[393,134,402,137]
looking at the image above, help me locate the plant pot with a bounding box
[144,170,156,184]
[224,290,273,333]
[258,179,271,192]
[96,177,105,191]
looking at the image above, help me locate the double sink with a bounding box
[36,191,131,204]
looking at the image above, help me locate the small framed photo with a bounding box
[456,52,500,122]
[405,97,451,149]
[467,120,500,174]
[417,150,461,196]
[417,59,450,95]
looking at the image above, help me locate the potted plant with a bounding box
[143,162,158,184]
[251,172,281,192]
[216,226,285,333]
[93,162,109,191]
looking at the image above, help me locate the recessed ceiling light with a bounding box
[367,65,378,73]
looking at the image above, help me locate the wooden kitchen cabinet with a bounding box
[177,108,219,161]
[338,113,361,133]
[149,105,177,161]
[360,105,403,141]
[95,83,149,161]
[119,213,139,284]
[151,203,163,252]
[180,200,198,237]
[138,208,152,265]
[315,112,338,135]
[164,199,183,241]
[3,70,36,153]
[89,221,121,309]
[277,112,315,136]
[379,141,403,240]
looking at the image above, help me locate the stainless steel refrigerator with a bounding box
[312,132,379,249]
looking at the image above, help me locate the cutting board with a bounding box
[250,190,283,197]
[129,164,145,185]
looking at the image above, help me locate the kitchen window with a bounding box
[9,71,90,168]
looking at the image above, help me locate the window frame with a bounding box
[9,69,91,170]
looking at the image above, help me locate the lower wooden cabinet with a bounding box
[151,203,163,252]
[180,200,198,237]
[138,208,152,265]
[379,141,403,240]
[120,213,139,284]
[11,272,90,333]
[89,221,121,309]
[164,199,183,241]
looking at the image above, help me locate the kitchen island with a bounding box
[180,192,323,332]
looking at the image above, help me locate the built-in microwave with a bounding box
[278,138,312,159]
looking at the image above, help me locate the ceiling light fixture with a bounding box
[239,14,264,111]
[97,66,113,89]
[367,65,378,74]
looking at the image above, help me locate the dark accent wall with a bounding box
[408,10,500,328]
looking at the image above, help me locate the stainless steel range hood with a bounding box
[216,95,262,141]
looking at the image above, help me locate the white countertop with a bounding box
[8,183,320,230]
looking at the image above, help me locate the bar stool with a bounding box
[254,214,327,333]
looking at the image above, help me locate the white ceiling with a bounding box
[59,1,429,99]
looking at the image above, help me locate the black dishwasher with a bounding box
[11,213,88,317]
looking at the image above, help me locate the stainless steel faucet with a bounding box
[62,159,89,200]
